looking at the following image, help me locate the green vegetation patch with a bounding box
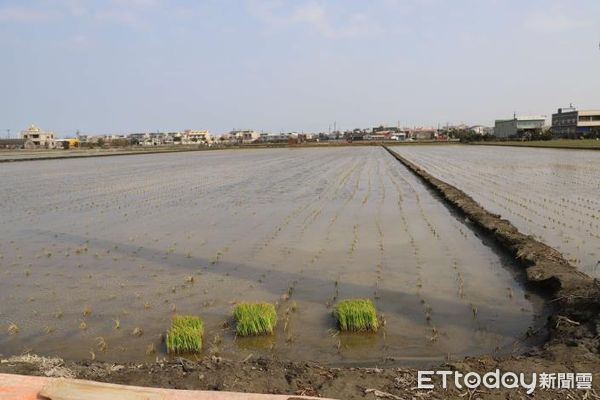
[335,299,378,332]
[233,302,277,336]
[166,315,204,354]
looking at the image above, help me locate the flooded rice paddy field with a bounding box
[391,145,600,279]
[0,147,544,365]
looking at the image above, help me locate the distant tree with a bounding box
[583,127,600,139]
[530,128,553,141]
[110,138,130,147]
[450,129,478,143]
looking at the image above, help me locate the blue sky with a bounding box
[1,0,599,136]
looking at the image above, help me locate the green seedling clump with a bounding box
[166,315,204,354]
[335,299,378,332]
[233,302,277,336]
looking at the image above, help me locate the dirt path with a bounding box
[1,352,598,399]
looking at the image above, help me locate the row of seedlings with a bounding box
[165,299,378,353]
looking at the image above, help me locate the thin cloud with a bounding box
[525,5,590,33]
[248,0,383,38]
[0,5,60,23]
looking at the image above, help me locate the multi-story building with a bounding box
[493,115,545,138]
[129,133,153,145]
[229,130,260,144]
[552,106,600,138]
[20,125,56,148]
[182,129,212,144]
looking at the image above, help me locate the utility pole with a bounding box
[6,129,10,139]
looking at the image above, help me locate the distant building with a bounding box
[20,125,56,148]
[346,129,367,141]
[372,125,401,134]
[0,138,35,149]
[493,115,545,138]
[182,129,212,144]
[470,125,492,135]
[229,130,260,143]
[55,138,80,149]
[129,133,153,146]
[409,128,436,140]
[262,133,290,142]
[552,106,600,138]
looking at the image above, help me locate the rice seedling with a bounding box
[428,327,439,343]
[471,304,478,318]
[95,336,108,352]
[8,322,19,335]
[131,327,143,337]
[146,343,156,355]
[334,299,378,333]
[209,333,222,354]
[232,302,277,337]
[165,315,204,354]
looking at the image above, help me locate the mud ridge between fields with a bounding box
[1,145,599,399]
[382,145,600,359]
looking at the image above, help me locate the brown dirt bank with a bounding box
[1,352,598,399]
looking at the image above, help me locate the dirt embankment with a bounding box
[1,352,599,400]
[1,146,598,399]
[382,145,600,368]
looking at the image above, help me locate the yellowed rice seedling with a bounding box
[7,322,19,335]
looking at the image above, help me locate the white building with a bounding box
[470,125,492,135]
[230,130,260,143]
[20,125,56,148]
[129,133,154,146]
[182,129,213,144]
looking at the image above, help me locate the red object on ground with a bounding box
[0,373,332,400]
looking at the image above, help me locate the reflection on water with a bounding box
[392,145,600,279]
[0,147,544,366]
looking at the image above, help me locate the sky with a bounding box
[1,0,599,136]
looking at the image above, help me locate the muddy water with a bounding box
[0,147,543,366]
[391,145,600,279]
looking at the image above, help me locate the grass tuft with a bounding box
[165,315,204,354]
[334,299,378,332]
[233,302,277,337]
